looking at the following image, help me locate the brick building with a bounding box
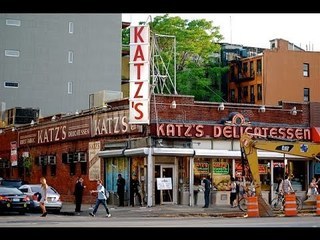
[0,95,318,207]
[227,38,320,105]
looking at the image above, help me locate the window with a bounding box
[304,88,310,102]
[256,59,262,75]
[230,66,235,82]
[4,82,19,88]
[68,51,73,63]
[250,61,254,77]
[68,21,74,34]
[250,85,255,103]
[230,89,235,102]
[243,86,248,97]
[303,63,309,77]
[6,19,21,26]
[68,81,73,94]
[243,62,248,73]
[257,84,262,100]
[5,50,20,57]
[237,87,242,102]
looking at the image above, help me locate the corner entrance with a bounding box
[155,164,175,205]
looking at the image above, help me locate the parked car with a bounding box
[19,184,62,213]
[0,186,30,214]
[0,179,24,189]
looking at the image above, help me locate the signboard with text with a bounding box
[18,116,91,147]
[129,25,150,124]
[88,141,101,181]
[10,141,17,166]
[156,178,172,190]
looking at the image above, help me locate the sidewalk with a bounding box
[60,202,319,218]
[60,202,246,218]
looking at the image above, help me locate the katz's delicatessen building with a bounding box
[0,95,318,207]
[100,94,317,207]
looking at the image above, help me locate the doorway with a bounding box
[155,164,175,205]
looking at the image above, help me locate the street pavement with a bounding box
[59,201,318,218]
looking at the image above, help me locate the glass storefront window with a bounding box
[211,159,232,191]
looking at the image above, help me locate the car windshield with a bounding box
[0,187,23,195]
[30,186,58,194]
[1,180,22,188]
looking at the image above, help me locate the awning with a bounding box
[98,147,305,159]
[124,148,149,156]
[194,149,304,160]
[152,148,195,156]
[97,149,125,157]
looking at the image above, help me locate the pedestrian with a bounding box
[230,177,237,208]
[275,175,283,194]
[308,177,318,197]
[130,174,142,207]
[201,175,211,208]
[74,176,86,214]
[39,177,48,217]
[117,173,126,207]
[89,179,111,218]
[279,175,294,195]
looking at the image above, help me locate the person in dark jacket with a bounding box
[130,174,142,207]
[117,174,126,207]
[202,175,211,208]
[74,177,86,214]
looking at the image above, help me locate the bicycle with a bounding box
[270,191,303,211]
[238,186,256,212]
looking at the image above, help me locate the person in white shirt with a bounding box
[89,179,111,218]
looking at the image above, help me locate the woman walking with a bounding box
[39,177,48,217]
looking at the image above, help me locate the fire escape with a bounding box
[230,59,255,103]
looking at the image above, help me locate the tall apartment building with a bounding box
[227,38,320,105]
[0,14,122,119]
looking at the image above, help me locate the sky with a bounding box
[122,13,320,51]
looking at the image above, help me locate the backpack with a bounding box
[104,189,110,199]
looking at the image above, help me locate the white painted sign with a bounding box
[88,141,101,181]
[129,25,150,124]
[156,177,172,190]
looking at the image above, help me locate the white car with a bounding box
[19,184,63,213]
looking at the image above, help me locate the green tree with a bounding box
[123,14,228,101]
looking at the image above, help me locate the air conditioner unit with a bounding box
[89,90,123,108]
[39,156,47,165]
[48,155,56,165]
[78,152,87,162]
[66,153,74,163]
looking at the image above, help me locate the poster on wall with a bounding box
[212,161,229,175]
[88,141,101,181]
[156,178,172,190]
[10,141,17,166]
[194,162,209,175]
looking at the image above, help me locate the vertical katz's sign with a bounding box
[129,25,150,124]
[10,141,18,166]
